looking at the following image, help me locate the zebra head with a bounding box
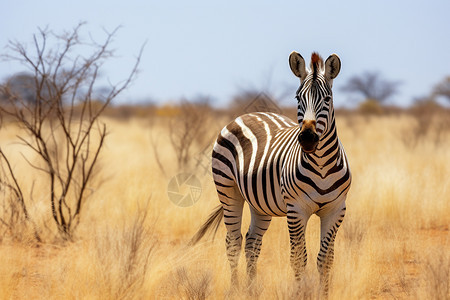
[289,52,341,153]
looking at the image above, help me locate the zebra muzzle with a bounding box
[299,121,319,153]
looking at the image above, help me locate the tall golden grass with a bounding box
[0,111,448,299]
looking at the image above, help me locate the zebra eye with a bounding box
[323,96,331,103]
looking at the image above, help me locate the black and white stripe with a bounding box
[193,52,351,295]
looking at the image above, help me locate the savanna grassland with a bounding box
[0,107,449,299]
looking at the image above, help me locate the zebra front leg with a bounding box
[245,208,272,285]
[316,201,346,296]
[287,206,310,281]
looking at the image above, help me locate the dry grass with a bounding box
[0,112,448,299]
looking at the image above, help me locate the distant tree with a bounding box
[341,72,401,103]
[0,72,60,106]
[0,23,142,241]
[0,73,36,104]
[433,76,450,102]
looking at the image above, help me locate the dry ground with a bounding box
[0,113,448,299]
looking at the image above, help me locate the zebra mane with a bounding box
[310,52,324,80]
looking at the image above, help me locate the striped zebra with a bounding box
[191,52,351,295]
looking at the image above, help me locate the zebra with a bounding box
[191,52,351,295]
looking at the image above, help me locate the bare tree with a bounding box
[433,76,450,102]
[0,23,143,240]
[341,71,401,103]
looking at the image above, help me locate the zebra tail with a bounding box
[189,205,224,246]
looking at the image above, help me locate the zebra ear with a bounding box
[289,51,307,81]
[325,54,341,80]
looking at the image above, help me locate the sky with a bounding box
[1,0,449,108]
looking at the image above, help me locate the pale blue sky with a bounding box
[1,1,449,107]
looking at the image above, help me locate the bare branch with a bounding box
[0,149,28,220]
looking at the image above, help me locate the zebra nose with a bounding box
[298,129,319,153]
[299,129,319,143]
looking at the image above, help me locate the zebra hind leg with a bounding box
[245,207,272,286]
[220,186,245,288]
[316,202,346,297]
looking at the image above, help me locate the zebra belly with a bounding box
[239,169,287,217]
[211,151,287,217]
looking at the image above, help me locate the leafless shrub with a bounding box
[168,100,213,170]
[420,250,450,300]
[0,23,142,240]
[95,201,154,299]
[400,99,450,148]
[392,264,410,297]
[342,219,366,247]
[358,99,384,115]
[170,267,212,300]
[120,208,153,294]
[275,275,318,300]
[150,100,215,176]
[149,116,169,178]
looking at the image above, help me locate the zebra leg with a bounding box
[287,206,311,281]
[316,201,346,296]
[245,207,272,284]
[220,187,245,287]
